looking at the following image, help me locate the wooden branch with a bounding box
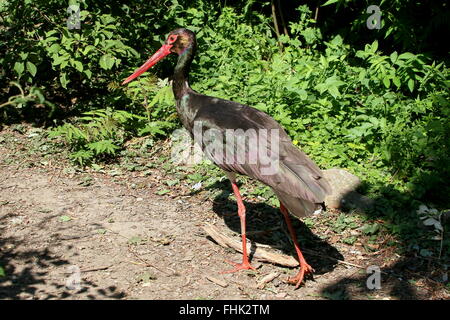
[206,275,228,288]
[202,223,369,271]
[257,272,279,289]
[202,223,299,267]
[314,6,319,22]
[80,265,113,273]
[276,0,288,36]
[270,0,281,44]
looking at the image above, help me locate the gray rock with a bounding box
[322,168,374,211]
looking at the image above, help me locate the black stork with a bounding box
[122,28,331,288]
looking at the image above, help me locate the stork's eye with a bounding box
[168,35,178,44]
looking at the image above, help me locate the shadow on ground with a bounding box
[319,173,449,300]
[203,176,449,300]
[206,180,344,280]
[0,213,125,300]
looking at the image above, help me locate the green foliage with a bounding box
[1,1,449,219]
[332,213,359,233]
[121,77,177,135]
[320,0,450,58]
[174,4,449,208]
[40,12,137,89]
[49,108,142,165]
[0,82,56,117]
[0,0,139,113]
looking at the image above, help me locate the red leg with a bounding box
[280,202,314,288]
[220,181,256,273]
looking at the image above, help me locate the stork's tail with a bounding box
[272,189,325,218]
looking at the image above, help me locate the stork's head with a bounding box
[122,28,196,85]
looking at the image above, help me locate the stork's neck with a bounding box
[172,44,196,100]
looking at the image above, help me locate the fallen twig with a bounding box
[257,272,279,289]
[206,275,228,288]
[127,248,171,275]
[301,248,367,269]
[203,222,369,270]
[202,222,298,267]
[61,264,112,274]
[80,265,113,273]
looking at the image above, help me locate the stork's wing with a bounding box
[191,95,331,204]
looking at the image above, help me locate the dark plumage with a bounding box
[122,28,332,288]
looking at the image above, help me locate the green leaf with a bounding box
[347,143,366,150]
[407,79,414,92]
[97,229,107,235]
[392,76,401,88]
[99,54,115,70]
[165,179,179,186]
[45,30,59,38]
[48,43,61,54]
[26,61,37,77]
[342,236,357,245]
[315,76,345,98]
[389,51,398,64]
[14,62,24,76]
[19,52,29,60]
[84,69,92,79]
[32,88,46,103]
[128,236,143,245]
[382,76,390,88]
[398,52,416,61]
[87,140,119,155]
[361,223,380,235]
[60,73,69,88]
[82,45,96,56]
[52,55,68,66]
[72,60,83,72]
[321,0,339,6]
[60,215,72,222]
[371,40,378,53]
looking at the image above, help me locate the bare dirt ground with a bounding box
[0,125,448,300]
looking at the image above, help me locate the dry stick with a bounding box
[203,222,298,267]
[0,82,26,108]
[128,247,171,275]
[204,224,441,283]
[127,257,170,275]
[104,227,170,275]
[276,0,288,36]
[270,0,281,45]
[61,265,112,275]
[257,272,279,289]
[301,248,366,269]
[206,275,228,288]
[80,265,113,273]
[203,223,367,270]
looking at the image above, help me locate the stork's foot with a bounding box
[286,261,314,289]
[220,259,256,274]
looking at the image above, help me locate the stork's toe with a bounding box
[286,262,314,288]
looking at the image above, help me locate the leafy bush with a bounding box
[1,1,449,209]
[49,108,140,165]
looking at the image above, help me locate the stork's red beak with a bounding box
[121,43,173,85]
